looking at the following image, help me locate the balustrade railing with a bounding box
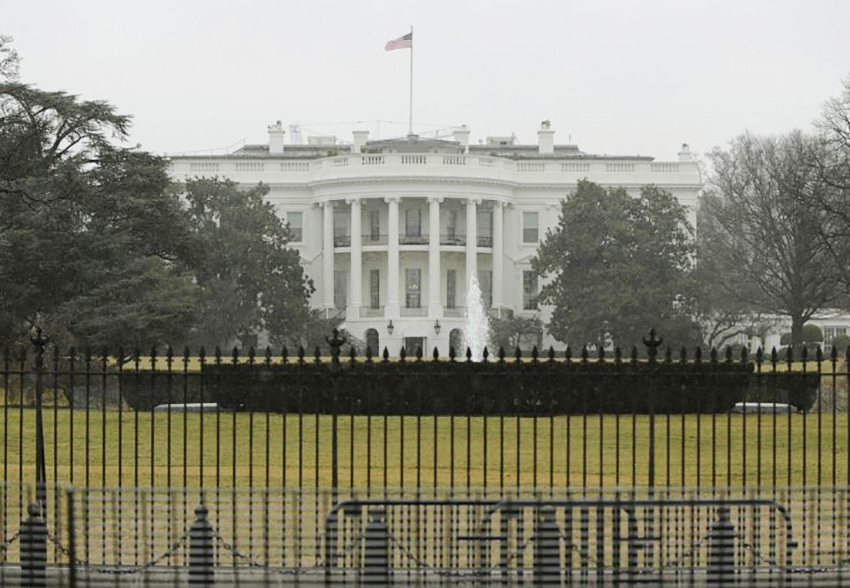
[399,234,428,245]
[440,233,466,246]
[361,233,388,245]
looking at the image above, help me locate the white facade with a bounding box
[169,123,702,355]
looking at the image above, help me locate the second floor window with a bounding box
[477,209,493,245]
[523,270,538,310]
[405,208,421,237]
[447,210,458,240]
[523,211,539,243]
[334,209,350,245]
[287,211,303,242]
[369,210,381,241]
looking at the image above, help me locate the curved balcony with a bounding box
[440,233,466,246]
[399,234,428,245]
[362,233,388,245]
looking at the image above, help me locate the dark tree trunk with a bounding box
[790,314,805,347]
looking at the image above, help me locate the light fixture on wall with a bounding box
[434,320,441,335]
[387,320,394,335]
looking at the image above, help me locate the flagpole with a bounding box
[408,25,413,136]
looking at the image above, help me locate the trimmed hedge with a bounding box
[114,359,821,415]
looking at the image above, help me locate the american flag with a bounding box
[384,32,413,51]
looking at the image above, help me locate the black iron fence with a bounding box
[1,485,850,586]
[0,329,848,493]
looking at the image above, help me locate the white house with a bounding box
[168,122,702,355]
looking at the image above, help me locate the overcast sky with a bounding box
[4,0,849,160]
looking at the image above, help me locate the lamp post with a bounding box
[31,328,48,514]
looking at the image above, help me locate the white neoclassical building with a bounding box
[168,122,702,355]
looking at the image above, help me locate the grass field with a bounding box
[1,408,847,489]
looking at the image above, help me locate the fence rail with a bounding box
[0,485,849,586]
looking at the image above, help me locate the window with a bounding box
[447,210,458,241]
[446,269,457,309]
[370,269,380,309]
[369,210,381,242]
[823,326,847,344]
[334,270,348,310]
[477,209,493,246]
[478,270,492,308]
[334,209,350,246]
[405,208,421,237]
[522,212,539,243]
[405,268,421,308]
[523,270,538,310]
[287,211,303,242]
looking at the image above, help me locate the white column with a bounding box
[385,196,400,317]
[492,201,505,308]
[347,198,362,315]
[428,196,443,317]
[322,201,334,310]
[465,198,479,292]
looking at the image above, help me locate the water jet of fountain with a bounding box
[463,275,492,361]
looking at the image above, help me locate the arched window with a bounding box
[449,329,463,356]
[365,328,380,356]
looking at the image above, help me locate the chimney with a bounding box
[268,120,285,154]
[352,130,369,154]
[453,125,471,153]
[538,120,554,155]
[678,143,693,162]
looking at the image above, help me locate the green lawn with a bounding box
[1,408,847,489]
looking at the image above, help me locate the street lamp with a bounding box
[434,320,441,335]
[387,320,394,335]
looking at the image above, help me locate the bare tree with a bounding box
[0,36,19,81]
[813,77,850,285]
[704,131,845,345]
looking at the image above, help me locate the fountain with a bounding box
[462,275,492,361]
